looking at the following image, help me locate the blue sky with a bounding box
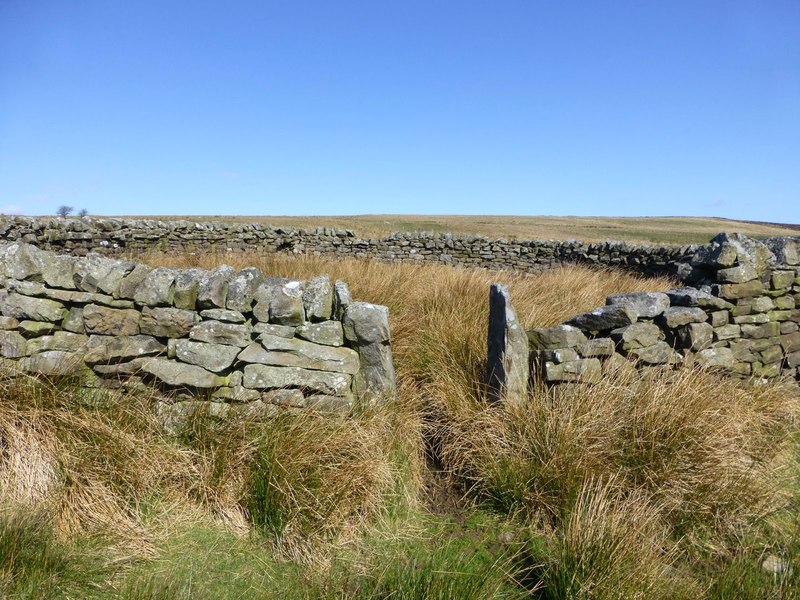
[1,1,798,222]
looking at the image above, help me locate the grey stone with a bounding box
[713,324,741,341]
[781,332,800,354]
[117,264,153,299]
[200,308,245,323]
[333,280,352,319]
[133,268,177,307]
[242,364,352,396]
[226,267,265,312]
[693,233,775,274]
[676,322,713,351]
[543,358,601,382]
[303,275,333,321]
[25,331,89,355]
[567,305,636,333]
[742,322,780,339]
[713,280,764,300]
[83,335,166,365]
[83,304,141,336]
[0,330,27,358]
[42,255,79,289]
[140,306,199,337]
[269,281,306,326]
[577,337,615,357]
[716,264,757,283]
[666,287,733,310]
[709,310,729,327]
[22,350,83,376]
[252,323,296,338]
[173,268,205,310]
[197,264,236,309]
[611,322,663,350]
[141,358,224,388]
[1,243,48,281]
[92,358,147,376]
[62,307,85,333]
[764,237,799,265]
[0,316,19,329]
[536,348,579,363]
[772,270,795,290]
[295,321,345,346]
[627,341,681,365]
[74,254,134,293]
[605,292,670,318]
[251,282,278,322]
[343,301,396,401]
[189,321,251,347]
[1,293,66,322]
[174,340,240,373]
[694,347,734,369]
[527,325,587,350]
[17,320,56,337]
[211,385,261,403]
[238,336,360,374]
[660,307,707,328]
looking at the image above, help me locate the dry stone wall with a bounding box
[0,216,705,277]
[487,233,800,403]
[0,242,396,423]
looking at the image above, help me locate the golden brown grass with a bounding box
[124,214,799,244]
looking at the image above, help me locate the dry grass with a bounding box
[124,214,800,244]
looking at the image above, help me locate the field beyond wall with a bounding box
[125,215,800,245]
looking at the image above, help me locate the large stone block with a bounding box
[527,325,587,350]
[343,301,397,401]
[485,284,529,404]
[189,321,251,347]
[303,275,333,321]
[133,268,177,306]
[605,292,670,319]
[269,281,306,326]
[141,306,199,337]
[659,307,707,328]
[243,364,352,396]
[174,340,240,373]
[141,358,225,388]
[197,264,236,309]
[566,305,636,333]
[83,304,141,336]
[1,293,66,322]
[238,336,360,374]
[611,322,663,350]
[83,335,165,365]
[295,321,344,346]
[226,267,265,312]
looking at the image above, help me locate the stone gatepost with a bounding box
[486,283,529,404]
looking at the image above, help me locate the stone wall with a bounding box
[0,216,708,276]
[0,242,396,422]
[486,233,800,403]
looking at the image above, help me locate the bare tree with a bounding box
[78,208,89,217]
[56,205,74,218]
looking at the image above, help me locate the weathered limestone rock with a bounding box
[269,281,306,326]
[83,335,165,365]
[189,321,251,347]
[709,310,729,327]
[666,287,733,310]
[611,322,663,350]
[25,331,88,355]
[174,340,240,373]
[238,335,359,374]
[199,308,245,323]
[1,293,66,322]
[577,337,615,357]
[253,323,295,338]
[660,307,707,328]
[676,322,713,351]
[243,364,351,396]
[713,324,741,341]
[141,306,199,337]
[333,280,352,319]
[781,332,800,354]
[133,268,177,306]
[567,305,636,333]
[197,265,236,309]
[173,268,204,310]
[62,307,85,333]
[716,264,757,283]
[527,325,587,350]
[714,280,764,300]
[0,330,27,358]
[42,255,79,289]
[226,267,265,312]
[1,243,47,281]
[343,301,397,401]
[295,321,344,346]
[765,237,799,265]
[543,358,601,382]
[694,347,734,370]
[18,320,56,337]
[627,341,681,365]
[21,350,84,376]
[302,275,333,321]
[117,264,153,300]
[605,292,670,319]
[141,358,224,388]
[485,284,529,404]
[0,316,18,329]
[742,322,780,339]
[83,304,141,336]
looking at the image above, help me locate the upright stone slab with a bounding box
[342,301,397,402]
[485,283,529,404]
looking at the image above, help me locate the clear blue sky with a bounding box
[1,1,798,222]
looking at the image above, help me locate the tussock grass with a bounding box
[2,249,799,597]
